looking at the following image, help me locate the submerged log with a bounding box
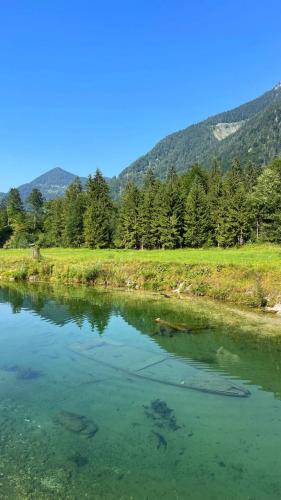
[154,318,208,334]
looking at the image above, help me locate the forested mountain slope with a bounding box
[115,83,281,188]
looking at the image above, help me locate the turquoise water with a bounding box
[1,284,281,499]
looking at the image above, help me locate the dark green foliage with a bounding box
[138,169,159,249]
[115,182,140,249]
[216,161,250,246]
[155,167,184,249]
[0,200,11,246]
[207,160,223,245]
[112,84,281,195]
[63,178,84,247]
[3,154,281,250]
[184,178,210,247]
[83,170,114,248]
[6,188,24,226]
[5,189,28,247]
[43,198,65,246]
[250,158,281,242]
[27,188,44,231]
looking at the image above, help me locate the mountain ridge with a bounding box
[116,82,281,187]
[1,82,281,201]
[0,167,88,202]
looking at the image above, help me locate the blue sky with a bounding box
[1,0,281,191]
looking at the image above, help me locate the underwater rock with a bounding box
[1,364,19,372]
[1,364,43,380]
[69,451,89,467]
[54,410,98,437]
[216,347,240,364]
[143,399,180,431]
[16,367,43,380]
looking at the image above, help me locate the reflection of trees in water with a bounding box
[1,283,281,400]
[0,284,47,315]
[0,284,112,335]
[7,288,24,314]
[66,299,112,334]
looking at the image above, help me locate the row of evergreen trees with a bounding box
[1,158,281,249]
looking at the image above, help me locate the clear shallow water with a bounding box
[0,284,281,499]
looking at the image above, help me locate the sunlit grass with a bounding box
[0,244,280,270]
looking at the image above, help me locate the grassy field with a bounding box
[0,244,281,269]
[0,244,281,307]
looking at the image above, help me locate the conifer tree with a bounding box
[83,170,113,248]
[0,200,10,247]
[6,188,24,226]
[138,168,159,249]
[181,164,208,197]
[250,159,281,241]
[63,177,84,247]
[27,188,44,231]
[43,198,65,246]
[244,161,262,192]
[184,178,210,247]
[217,160,250,246]
[155,167,184,249]
[5,188,27,247]
[116,182,140,248]
[207,160,223,245]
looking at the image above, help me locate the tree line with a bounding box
[1,158,281,249]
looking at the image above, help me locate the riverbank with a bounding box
[0,245,281,307]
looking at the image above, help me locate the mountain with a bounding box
[2,83,281,201]
[116,82,281,187]
[3,167,88,202]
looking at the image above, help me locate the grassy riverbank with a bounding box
[0,244,281,307]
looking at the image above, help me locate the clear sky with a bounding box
[1,0,281,191]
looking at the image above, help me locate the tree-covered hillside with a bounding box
[2,158,281,250]
[115,83,281,191]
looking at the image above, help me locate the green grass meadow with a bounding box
[0,244,281,270]
[0,244,281,306]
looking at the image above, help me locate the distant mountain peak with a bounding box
[273,82,281,91]
[32,166,77,185]
[45,166,69,175]
[13,167,87,201]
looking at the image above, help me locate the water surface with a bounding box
[0,283,281,499]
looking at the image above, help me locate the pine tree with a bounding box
[138,168,159,249]
[244,161,262,192]
[154,167,184,249]
[217,160,250,246]
[181,164,209,197]
[6,188,24,226]
[207,160,223,245]
[116,182,140,248]
[27,188,44,231]
[225,159,246,197]
[0,200,10,247]
[184,178,210,247]
[43,198,65,246]
[63,178,84,247]
[83,170,113,248]
[250,159,281,241]
[5,188,27,247]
